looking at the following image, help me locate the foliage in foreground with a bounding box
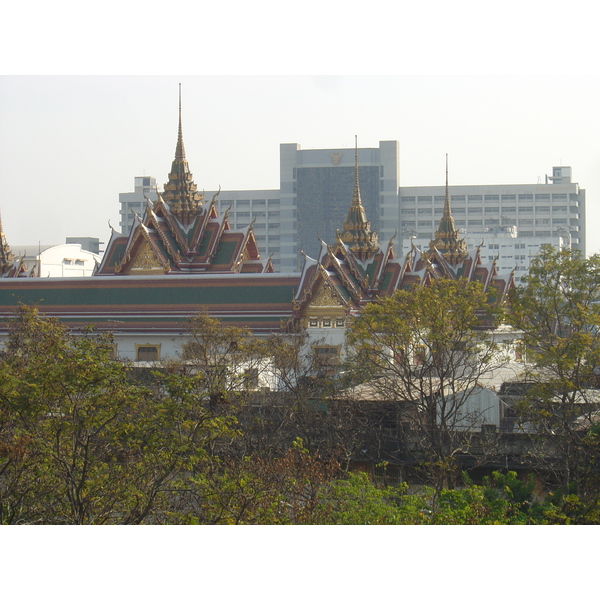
[2,306,600,524]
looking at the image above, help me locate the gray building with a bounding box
[120,176,159,234]
[118,153,585,274]
[279,141,400,271]
[398,166,585,255]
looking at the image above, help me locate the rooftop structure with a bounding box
[98,87,271,277]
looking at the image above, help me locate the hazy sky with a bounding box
[2,2,600,254]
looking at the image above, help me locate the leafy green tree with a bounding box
[508,246,600,494]
[346,278,507,491]
[0,307,237,524]
[178,312,272,408]
[0,308,136,522]
[307,470,536,525]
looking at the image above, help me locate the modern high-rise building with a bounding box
[398,166,585,255]
[279,141,400,271]
[118,146,585,275]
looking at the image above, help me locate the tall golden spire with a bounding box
[175,83,186,160]
[162,84,204,225]
[340,136,379,261]
[429,154,468,265]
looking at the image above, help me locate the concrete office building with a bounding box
[118,148,584,275]
[120,176,159,234]
[279,141,400,271]
[398,166,585,256]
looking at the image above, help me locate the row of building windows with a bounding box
[217,199,280,207]
[400,206,577,216]
[307,317,346,328]
[229,210,280,218]
[401,206,568,216]
[403,218,572,228]
[402,193,573,203]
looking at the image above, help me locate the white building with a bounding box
[399,166,584,256]
[119,176,159,235]
[11,243,101,277]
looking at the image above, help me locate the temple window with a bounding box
[136,345,160,362]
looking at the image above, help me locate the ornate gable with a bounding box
[301,275,349,329]
[125,240,167,274]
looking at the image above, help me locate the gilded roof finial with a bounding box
[162,84,204,225]
[352,135,361,207]
[176,83,186,160]
[428,154,468,266]
[339,136,379,261]
[444,153,451,218]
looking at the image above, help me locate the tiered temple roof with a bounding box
[339,138,379,261]
[424,155,469,266]
[292,153,514,327]
[96,87,271,277]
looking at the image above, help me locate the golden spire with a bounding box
[0,205,15,276]
[162,83,204,225]
[340,136,379,260]
[175,83,186,160]
[429,154,468,265]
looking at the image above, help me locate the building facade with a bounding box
[120,176,159,235]
[279,141,400,271]
[119,144,584,277]
[398,165,584,256]
[8,242,101,278]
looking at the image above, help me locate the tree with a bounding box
[346,278,507,490]
[238,331,371,467]
[0,307,144,523]
[178,312,271,408]
[508,246,600,494]
[0,307,238,524]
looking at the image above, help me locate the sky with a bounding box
[1,2,600,257]
[3,73,599,254]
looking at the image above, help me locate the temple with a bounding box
[0,209,30,278]
[0,93,515,362]
[291,152,514,337]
